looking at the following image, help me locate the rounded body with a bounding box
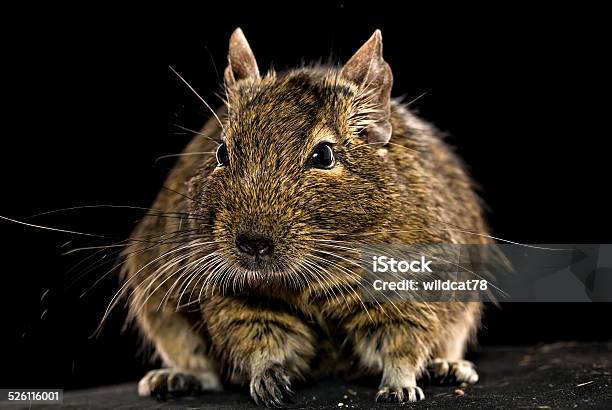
[125,84,489,404]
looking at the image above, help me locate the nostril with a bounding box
[236,234,256,256]
[236,234,274,258]
[255,237,273,256]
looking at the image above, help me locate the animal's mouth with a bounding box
[209,228,330,290]
[234,257,276,273]
[214,248,310,292]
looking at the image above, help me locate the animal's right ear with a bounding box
[224,28,260,89]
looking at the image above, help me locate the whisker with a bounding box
[154,151,215,163]
[169,66,225,133]
[0,214,115,240]
[171,123,221,144]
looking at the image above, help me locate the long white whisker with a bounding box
[169,66,225,133]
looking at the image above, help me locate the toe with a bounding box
[406,386,425,401]
[427,359,479,385]
[452,361,479,384]
[138,368,221,399]
[376,386,425,403]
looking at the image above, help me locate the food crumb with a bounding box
[454,388,465,396]
[337,402,345,407]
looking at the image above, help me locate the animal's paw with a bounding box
[250,362,294,407]
[375,385,425,403]
[138,368,222,399]
[427,358,479,385]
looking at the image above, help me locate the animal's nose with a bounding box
[236,234,274,257]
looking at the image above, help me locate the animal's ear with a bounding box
[341,30,393,144]
[224,28,260,88]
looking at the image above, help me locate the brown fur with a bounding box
[124,29,491,405]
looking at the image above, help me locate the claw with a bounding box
[376,385,425,403]
[250,363,294,407]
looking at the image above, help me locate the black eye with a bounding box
[308,142,335,169]
[216,143,229,167]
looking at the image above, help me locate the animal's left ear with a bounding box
[341,30,393,144]
[224,28,260,89]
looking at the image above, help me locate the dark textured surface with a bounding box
[12,342,612,409]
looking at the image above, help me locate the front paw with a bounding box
[250,362,294,407]
[376,385,425,403]
[427,358,479,385]
[138,368,222,399]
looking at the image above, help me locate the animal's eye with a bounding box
[216,143,229,167]
[308,142,335,169]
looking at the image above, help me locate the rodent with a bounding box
[122,28,491,405]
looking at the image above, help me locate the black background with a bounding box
[1,3,610,390]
